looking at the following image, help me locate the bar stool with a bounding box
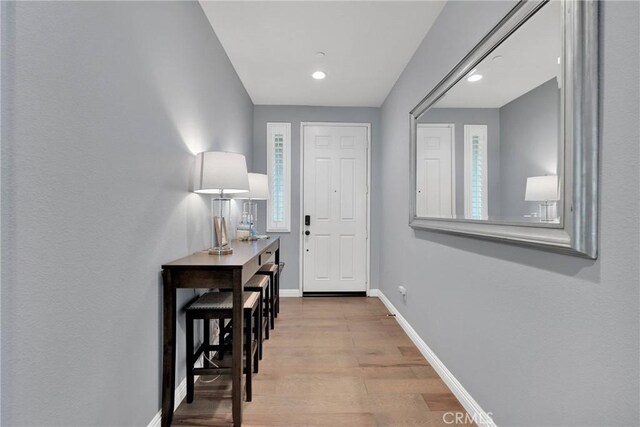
[222,275,271,358]
[256,263,279,327]
[185,291,260,403]
[246,275,271,348]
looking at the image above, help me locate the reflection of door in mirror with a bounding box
[416,124,455,218]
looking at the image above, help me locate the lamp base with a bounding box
[538,201,558,222]
[209,246,233,255]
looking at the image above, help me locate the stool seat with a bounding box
[186,291,258,311]
[258,263,278,273]
[246,275,269,289]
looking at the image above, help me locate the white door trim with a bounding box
[416,123,456,216]
[299,122,371,295]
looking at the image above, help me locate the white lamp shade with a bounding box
[193,151,250,194]
[525,175,559,201]
[234,173,269,200]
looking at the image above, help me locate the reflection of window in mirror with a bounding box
[464,125,488,220]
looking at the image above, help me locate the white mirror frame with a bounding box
[409,0,598,259]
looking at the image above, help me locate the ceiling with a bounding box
[199,1,446,107]
[434,1,561,109]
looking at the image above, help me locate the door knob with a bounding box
[305,230,310,236]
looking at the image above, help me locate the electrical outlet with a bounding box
[398,285,407,296]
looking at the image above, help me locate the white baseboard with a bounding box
[280,289,302,297]
[375,290,496,427]
[147,409,161,427]
[146,377,187,427]
[147,355,205,427]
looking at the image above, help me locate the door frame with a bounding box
[299,122,371,296]
[416,123,456,216]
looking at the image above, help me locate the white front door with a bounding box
[302,124,369,293]
[416,124,455,218]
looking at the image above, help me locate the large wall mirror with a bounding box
[409,0,598,259]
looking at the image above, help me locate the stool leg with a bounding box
[245,311,252,402]
[275,272,280,316]
[257,292,263,360]
[186,314,195,403]
[203,318,211,368]
[270,276,276,329]
[265,283,271,339]
[254,306,260,371]
[218,319,225,360]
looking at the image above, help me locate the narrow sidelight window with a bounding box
[267,123,291,232]
[464,125,488,220]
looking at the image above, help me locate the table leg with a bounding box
[275,247,280,314]
[161,271,176,427]
[231,269,244,426]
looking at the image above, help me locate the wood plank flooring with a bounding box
[172,297,474,426]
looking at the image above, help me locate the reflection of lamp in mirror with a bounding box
[194,151,249,255]
[525,175,559,222]
[234,173,269,240]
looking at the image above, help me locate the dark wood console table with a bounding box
[161,238,280,427]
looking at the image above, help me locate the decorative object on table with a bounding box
[193,151,249,255]
[525,175,560,222]
[234,173,269,241]
[236,227,251,241]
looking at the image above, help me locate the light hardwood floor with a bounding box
[173,297,474,426]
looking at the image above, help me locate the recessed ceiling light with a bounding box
[467,73,483,82]
[312,71,326,80]
[316,52,326,58]
[492,55,503,62]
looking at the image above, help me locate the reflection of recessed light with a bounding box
[316,51,326,57]
[312,71,326,80]
[557,56,561,64]
[467,74,483,82]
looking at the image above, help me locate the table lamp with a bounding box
[234,173,269,240]
[525,175,559,222]
[194,151,249,254]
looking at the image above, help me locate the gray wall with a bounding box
[499,78,560,219]
[252,106,381,291]
[420,108,501,217]
[1,2,253,426]
[379,1,639,426]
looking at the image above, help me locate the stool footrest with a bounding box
[198,341,258,366]
[194,367,232,376]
